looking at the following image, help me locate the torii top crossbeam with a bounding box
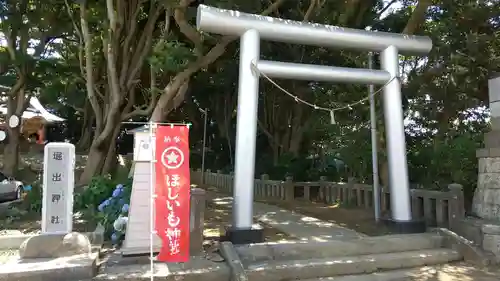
[196,5,432,56]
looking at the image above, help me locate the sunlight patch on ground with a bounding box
[0,250,19,265]
[203,228,222,238]
[325,203,340,209]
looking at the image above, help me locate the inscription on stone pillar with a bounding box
[42,143,75,234]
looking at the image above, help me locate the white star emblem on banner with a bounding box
[166,151,179,164]
[161,147,184,169]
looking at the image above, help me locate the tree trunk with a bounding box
[102,145,118,176]
[3,126,20,177]
[77,128,92,152]
[79,109,121,184]
[272,143,280,165]
[288,127,305,157]
[3,84,28,177]
[150,82,189,122]
[76,110,93,152]
[101,126,121,175]
[80,144,107,183]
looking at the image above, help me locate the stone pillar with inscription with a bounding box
[42,143,75,234]
[451,74,500,263]
[473,75,500,220]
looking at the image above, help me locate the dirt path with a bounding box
[203,197,290,241]
[257,198,394,236]
[202,186,392,236]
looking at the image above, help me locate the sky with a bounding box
[380,0,403,19]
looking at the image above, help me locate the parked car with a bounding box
[0,172,24,202]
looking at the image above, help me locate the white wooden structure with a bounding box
[121,126,162,255]
[0,95,65,122]
[41,142,75,234]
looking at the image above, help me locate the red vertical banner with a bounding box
[154,125,191,262]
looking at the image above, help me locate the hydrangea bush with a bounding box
[96,183,132,244]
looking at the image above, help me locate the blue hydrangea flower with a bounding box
[112,188,122,198]
[116,184,124,190]
[97,203,105,212]
[121,204,129,213]
[103,199,111,206]
[111,232,119,243]
[113,216,128,232]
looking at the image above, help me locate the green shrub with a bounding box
[23,182,43,213]
[74,175,132,244]
[94,181,132,244]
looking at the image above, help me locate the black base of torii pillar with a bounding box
[382,218,426,234]
[224,225,264,245]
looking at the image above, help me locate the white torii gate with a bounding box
[196,5,433,243]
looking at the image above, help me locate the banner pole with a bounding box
[149,121,155,281]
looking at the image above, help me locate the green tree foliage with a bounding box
[2,0,499,207]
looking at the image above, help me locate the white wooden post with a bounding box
[41,142,75,234]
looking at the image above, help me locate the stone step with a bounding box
[245,248,462,281]
[299,269,436,281]
[236,233,444,265]
[298,263,499,281]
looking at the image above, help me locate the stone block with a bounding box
[93,256,230,281]
[59,232,92,256]
[219,242,248,281]
[482,224,500,235]
[245,249,461,280]
[0,253,98,281]
[477,149,490,158]
[472,191,500,220]
[480,158,500,173]
[19,232,91,259]
[484,131,500,148]
[478,158,487,173]
[190,188,206,255]
[435,228,492,267]
[477,173,500,189]
[476,149,500,158]
[0,234,31,250]
[490,102,500,119]
[453,217,500,263]
[490,148,500,157]
[491,117,500,131]
[482,234,500,257]
[472,166,500,220]
[489,76,500,116]
[235,233,442,264]
[453,218,483,246]
[88,223,105,246]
